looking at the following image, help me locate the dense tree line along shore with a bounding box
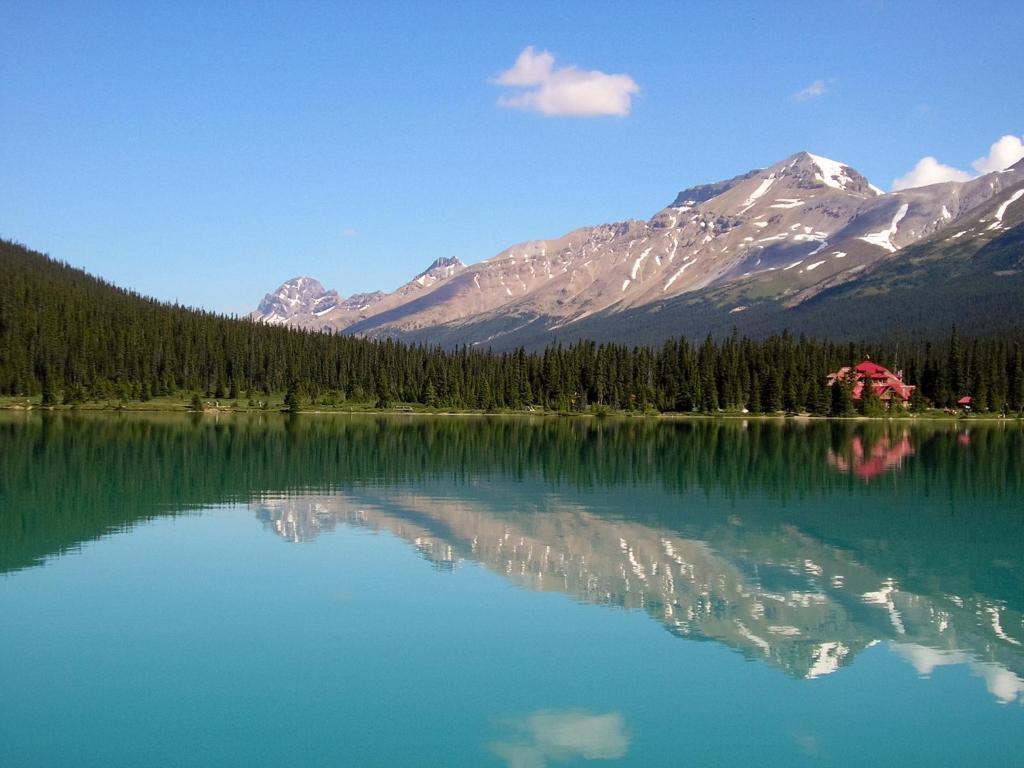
[3,239,1024,414]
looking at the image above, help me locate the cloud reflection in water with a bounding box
[489,710,629,768]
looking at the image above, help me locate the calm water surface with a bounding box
[1,414,1022,766]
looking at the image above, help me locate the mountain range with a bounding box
[253,151,1024,348]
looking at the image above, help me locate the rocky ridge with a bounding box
[252,152,1024,346]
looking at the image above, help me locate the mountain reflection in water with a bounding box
[253,478,1023,703]
[4,413,1022,706]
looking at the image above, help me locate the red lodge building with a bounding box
[826,359,915,405]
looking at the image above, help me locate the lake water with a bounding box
[1,413,1022,766]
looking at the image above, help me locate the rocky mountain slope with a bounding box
[254,257,466,328]
[253,152,1024,347]
[544,177,1024,347]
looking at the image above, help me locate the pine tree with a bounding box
[748,372,762,413]
[909,385,928,412]
[1010,345,1024,412]
[374,368,392,409]
[858,375,883,417]
[424,379,439,408]
[283,381,301,413]
[41,375,58,408]
[808,380,830,416]
[831,373,854,416]
[764,368,783,413]
[947,325,965,404]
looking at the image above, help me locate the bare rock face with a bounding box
[251,150,1024,345]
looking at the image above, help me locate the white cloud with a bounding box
[496,47,555,87]
[972,134,1024,174]
[494,47,639,117]
[892,134,1024,191]
[892,156,972,191]
[791,79,832,102]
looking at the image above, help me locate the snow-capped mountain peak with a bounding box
[769,151,878,197]
[805,152,865,192]
[413,256,467,286]
[254,277,340,325]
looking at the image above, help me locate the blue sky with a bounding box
[2,1,1021,314]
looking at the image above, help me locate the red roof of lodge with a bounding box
[854,360,890,377]
[958,396,973,405]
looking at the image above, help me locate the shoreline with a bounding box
[1,401,1019,422]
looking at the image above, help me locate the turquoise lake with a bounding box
[1,413,1022,766]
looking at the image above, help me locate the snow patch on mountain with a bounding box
[737,174,777,214]
[807,153,856,191]
[858,203,910,252]
[988,188,1024,230]
[631,247,652,279]
[663,260,694,291]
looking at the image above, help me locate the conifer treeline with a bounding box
[3,239,1024,412]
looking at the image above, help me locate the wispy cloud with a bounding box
[892,134,1024,191]
[791,78,833,102]
[494,47,639,118]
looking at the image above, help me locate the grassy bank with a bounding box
[3,394,1021,421]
